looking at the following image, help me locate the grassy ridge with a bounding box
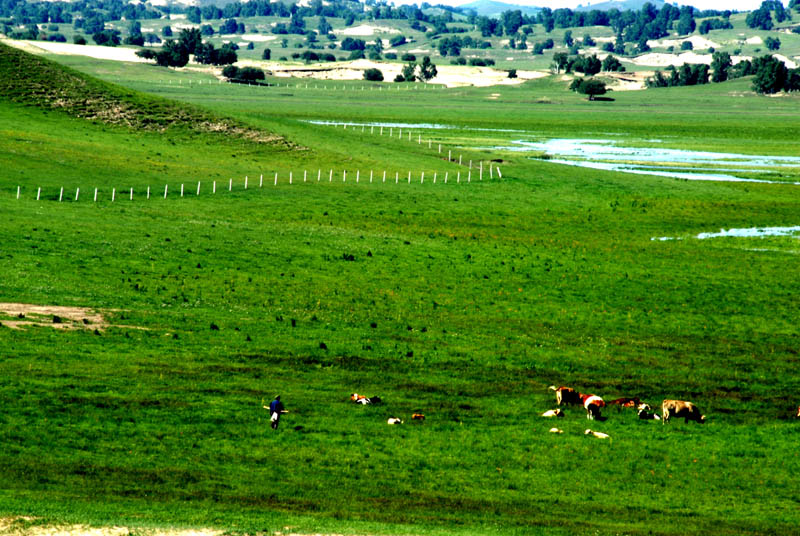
[1,47,799,535]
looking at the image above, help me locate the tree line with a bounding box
[646,53,800,94]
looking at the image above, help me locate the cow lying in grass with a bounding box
[608,397,641,409]
[637,403,661,420]
[350,393,382,405]
[541,409,564,418]
[662,399,705,424]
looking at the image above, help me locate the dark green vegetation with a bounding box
[1,43,800,536]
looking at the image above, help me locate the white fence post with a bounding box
[343,170,346,182]
[304,170,307,182]
[37,187,41,201]
[16,186,19,199]
[59,187,63,202]
[318,169,321,181]
[370,170,373,183]
[94,188,97,202]
[356,170,360,183]
[329,169,333,182]
[274,172,278,186]
[497,167,502,179]
[130,187,133,200]
[75,188,79,201]
[457,172,461,183]
[433,172,437,183]
[407,171,411,184]
[164,184,168,198]
[421,172,424,184]
[395,172,399,184]
[445,172,448,183]
[229,178,232,191]
[213,181,216,194]
[245,176,248,189]
[147,186,150,199]
[181,184,184,197]
[383,170,386,183]
[290,172,293,184]
[490,165,493,179]
[197,182,201,195]
[260,174,263,187]
[112,188,115,202]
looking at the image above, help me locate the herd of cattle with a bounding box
[353,389,800,434]
[547,385,706,424]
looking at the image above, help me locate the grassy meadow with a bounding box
[1,43,800,536]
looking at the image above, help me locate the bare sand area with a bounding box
[0,518,222,536]
[248,59,549,88]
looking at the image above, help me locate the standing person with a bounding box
[266,395,286,430]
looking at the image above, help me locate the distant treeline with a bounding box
[647,52,800,94]
[1,0,796,55]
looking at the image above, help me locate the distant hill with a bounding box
[574,0,667,11]
[456,0,542,17]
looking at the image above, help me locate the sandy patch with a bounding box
[648,35,720,50]
[8,40,149,63]
[241,34,276,42]
[251,59,549,88]
[773,54,798,69]
[746,36,763,45]
[0,303,133,331]
[334,24,400,36]
[626,51,711,67]
[602,71,650,91]
[0,518,222,536]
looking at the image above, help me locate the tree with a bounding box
[161,25,172,38]
[155,39,189,68]
[179,28,202,55]
[363,68,384,81]
[563,30,573,46]
[92,29,121,46]
[569,77,607,100]
[746,7,773,30]
[711,51,732,82]
[765,36,781,51]
[418,56,437,82]
[262,48,271,60]
[552,52,569,73]
[675,12,695,35]
[752,54,788,94]
[401,61,416,82]
[186,7,201,24]
[601,55,624,72]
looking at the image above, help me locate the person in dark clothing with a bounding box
[266,395,286,430]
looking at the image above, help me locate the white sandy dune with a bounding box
[334,24,400,36]
[648,35,720,50]
[250,58,548,88]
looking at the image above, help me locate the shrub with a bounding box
[363,68,384,81]
[401,52,416,61]
[384,52,397,60]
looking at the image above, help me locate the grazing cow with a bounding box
[351,393,382,405]
[662,399,705,424]
[580,393,606,420]
[549,427,564,434]
[584,429,610,439]
[411,413,425,421]
[541,409,564,418]
[609,397,641,409]
[387,417,403,425]
[549,385,581,406]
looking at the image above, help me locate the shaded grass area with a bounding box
[1,48,800,535]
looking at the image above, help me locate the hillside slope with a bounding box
[0,41,284,144]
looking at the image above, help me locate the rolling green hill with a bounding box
[1,41,800,536]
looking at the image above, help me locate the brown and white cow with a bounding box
[580,393,606,420]
[796,406,800,418]
[662,399,705,424]
[549,385,581,406]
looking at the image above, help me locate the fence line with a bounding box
[13,164,503,203]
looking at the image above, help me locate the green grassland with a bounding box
[1,43,800,536]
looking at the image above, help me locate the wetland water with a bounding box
[307,120,800,184]
[500,139,800,184]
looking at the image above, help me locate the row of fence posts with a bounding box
[161,79,445,92]
[328,123,489,173]
[15,164,502,202]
